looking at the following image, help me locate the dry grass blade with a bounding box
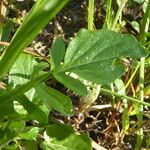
[92,140,107,150]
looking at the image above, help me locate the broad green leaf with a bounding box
[0,0,69,78]
[54,73,88,96]
[42,123,92,150]
[35,83,74,116]
[17,95,48,124]
[21,140,38,150]
[9,53,37,87]
[50,38,66,69]
[50,37,88,96]
[18,127,39,140]
[9,53,37,100]
[42,143,69,150]
[46,123,74,140]
[58,29,147,84]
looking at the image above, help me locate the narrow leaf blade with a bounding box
[54,73,88,96]
[17,95,48,124]
[50,38,66,69]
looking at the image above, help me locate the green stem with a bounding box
[88,0,94,31]
[0,71,53,104]
[135,0,150,149]
[82,0,101,111]
[138,0,150,42]
[0,0,69,79]
[136,57,145,149]
[111,0,129,132]
[110,83,115,104]
[105,0,112,29]
[111,0,128,30]
[125,63,140,89]
[0,23,2,41]
[100,88,150,107]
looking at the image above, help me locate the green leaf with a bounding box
[18,127,39,140]
[50,38,66,69]
[21,140,38,150]
[31,62,49,78]
[50,37,88,96]
[54,73,88,96]
[42,123,92,150]
[9,53,37,87]
[5,141,19,150]
[17,95,48,124]
[35,83,74,116]
[46,123,74,140]
[9,53,37,100]
[122,107,130,131]
[59,29,147,84]
[42,143,69,150]
[1,20,13,42]
[0,101,16,120]
[114,79,125,95]
[0,0,69,78]
[8,120,25,135]
[144,84,150,96]
[114,79,129,130]
[133,0,145,4]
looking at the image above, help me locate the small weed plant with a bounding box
[0,0,149,149]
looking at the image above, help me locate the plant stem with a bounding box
[111,0,129,133]
[105,0,112,29]
[83,0,101,112]
[0,0,69,79]
[0,71,53,104]
[135,0,150,149]
[0,25,2,41]
[88,0,94,31]
[138,0,150,42]
[136,57,145,149]
[0,0,7,40]
[125,63,140,89]
[111,0,128,30]
[100,88,150,107]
